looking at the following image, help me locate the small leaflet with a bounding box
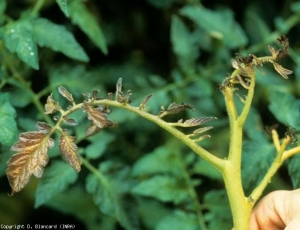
[159,102,195,118]
[44,94,61,114]
[63,116,78,126]
[58,86,75,104]
[36,122,52,133]
[59,130,81,172]
[183,117,217,127]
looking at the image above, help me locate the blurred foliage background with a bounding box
[1,0,300,229]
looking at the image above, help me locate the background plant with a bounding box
[1,0,300,230]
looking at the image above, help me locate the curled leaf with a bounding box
[44,94,61,114]
[58,86,75,104]
[36,122,52,133]
[183,117,217,127]
[272,62,293,79]
[116,78,131,103]
[192,126,214,135]
[85,122,101,137]
[83,104,117,129]
[159,102,195,118]
[6,130,54,194]
[62,116,78,126]
[139,94,153,110]
[59,130,81,172]
[91,89,100,100]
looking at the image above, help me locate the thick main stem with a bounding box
[223,123,252,230]
[222,72,256,230]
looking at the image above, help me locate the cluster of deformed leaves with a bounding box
[5,77,216,197]
[219,35,293,92]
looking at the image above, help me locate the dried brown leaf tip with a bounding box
[44,94,61,114]
[6,122,54,195]
[59,130,81,172]
[285,125,298,147]
[269,35,290,60]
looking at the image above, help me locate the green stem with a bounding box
[222,72,256,230]
[91,100,225,173]
[32,0,46,15]
[250,136,291,203]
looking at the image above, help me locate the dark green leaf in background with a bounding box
[171,15,198,72]
[204,190,232,230]
[288,154,300,188]
[45,186,116,230]
[242,142,275,193]
[131,175,190,204]
[85,132,115,159]
[269,90,300,129]
[192,158,222,180]
[0,0,6,15]
[4,19,39,69]
[85,163,133,230]
[146,0,174,9]
[35,161,78,208]
[56,0,69,17]
[0,93,17,146]
[32,18,89,62]
[69,0,108,55]
[180,5,248,48]
[131,146,181,176]
[156,210,199,230]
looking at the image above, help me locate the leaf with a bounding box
[0,93,17,146]
[171,15,198,71]
[192,158,222,180]
[6,129,54,194]
[36,122,52,133]
[32,17,89,62]
[180,5,248,48]
[3,19,39,69]
[183,117,217,127]
[44,186,115,230]
[288,154,300,188]
[158,102,195,118]
[85,122,101,137]
[269,90,300,129]
[44,94,61,114]
[62,116,78,126]
[85,132,115,159]
[131,146,181,176]
[35,161,78,208]
[85,164,133,230]
[146,0,174,9]
[69,0,108,54]
[59,130,81,172]
[7,78,32,108]
[156,210,199,230]
[83,104,117,129]
[0,0,6,15]
[272,62,293,79]
[56,0,69,17]
[204,190,232,230]
[241,141,275,193]
[58,86,75,104]
[131,175,190,204]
